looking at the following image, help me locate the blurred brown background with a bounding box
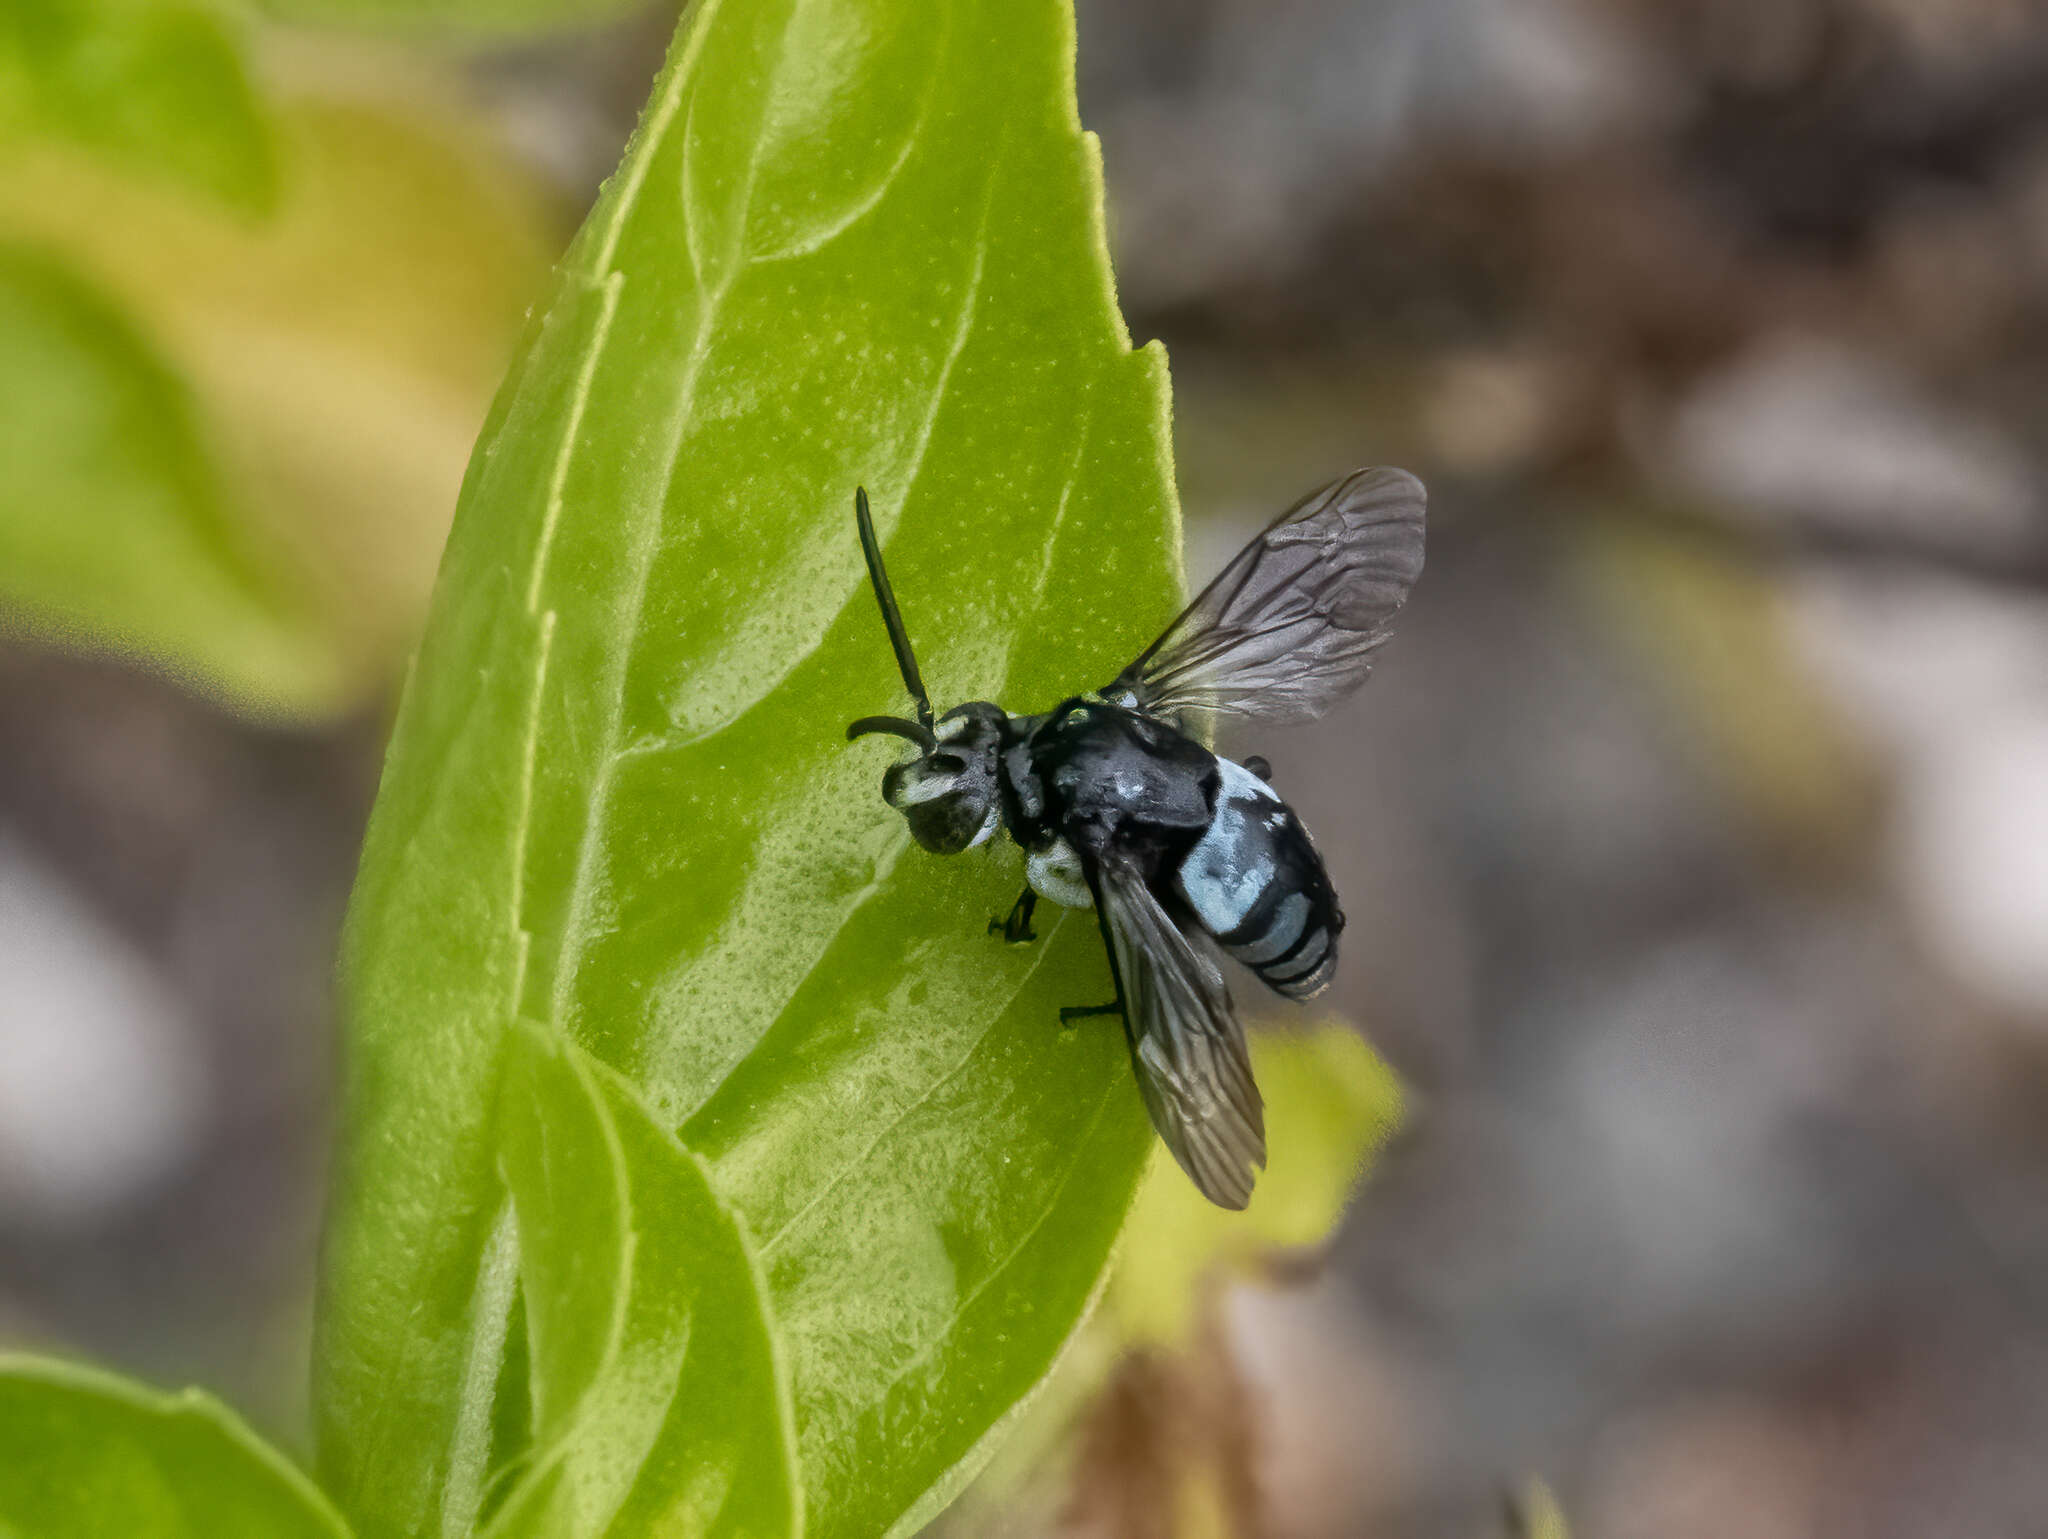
[6,1,2048,1535]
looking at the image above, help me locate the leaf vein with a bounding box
[859,1072,1121,1410]
[588,3,711,278]
[439,1197,520,1539]
[758,908,1071,1257]
[526,279,620,614]
[508,608,556,1006]
[1015,389,1096,650]
[503,1042,643,1529]
[603,131,1007,767]
[752,35,942,267]
[882,132,1006,522]
[548,0,810,1029]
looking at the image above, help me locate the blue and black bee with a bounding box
[847,469,1426,1208]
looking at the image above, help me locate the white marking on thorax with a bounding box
[1177,758,1282,937]
[1026,838,1094,908]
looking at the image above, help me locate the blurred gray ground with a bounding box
[0,649,376,1434]
[8,0,2048,1532]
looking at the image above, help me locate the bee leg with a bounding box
[1058,1001,1123,1027]
[988,886,1039,944]
[1061,868,1130,1031]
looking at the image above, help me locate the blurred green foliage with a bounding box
[0,1,556,718]
[258,0,653,35]
[0,1358,351,1539]
[0,0,274,212]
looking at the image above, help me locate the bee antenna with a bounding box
[847,715,937,751]
[853,486,935,733]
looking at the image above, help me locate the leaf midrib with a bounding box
[751,385,1102,1254]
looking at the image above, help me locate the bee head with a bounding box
[855,702,1003,854]
[845,487,1010,855]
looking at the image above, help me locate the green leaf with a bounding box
[0,242,345,712]
[0,0,276,215]
[254,0,654,36]
[0,1356,352,1539]
[315,1,1182,1537]
[476,1021,799,1539]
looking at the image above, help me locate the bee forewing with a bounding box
[1097,851,1265,1209]
[1114,466,1426,729]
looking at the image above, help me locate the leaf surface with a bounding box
[0,1357,351,1539]
[315,2,1183,1537]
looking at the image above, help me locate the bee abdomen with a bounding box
[1175,757,1345,1002]
[1219,889,1341,1000]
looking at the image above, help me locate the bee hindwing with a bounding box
[1096,852,1266,1209]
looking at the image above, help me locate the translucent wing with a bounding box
[1114,467,1426,728]
[1096,852,1266,1209]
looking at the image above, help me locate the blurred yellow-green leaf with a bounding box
[256,0,657,37]
[1110,1022,1403,1347]
[0,242,343,710]
[0,67,557,718]
[1575,516,1873,858]
[0,0,276,214]
[1511,1477,1572,1539]
[940,1023,1402,1538]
